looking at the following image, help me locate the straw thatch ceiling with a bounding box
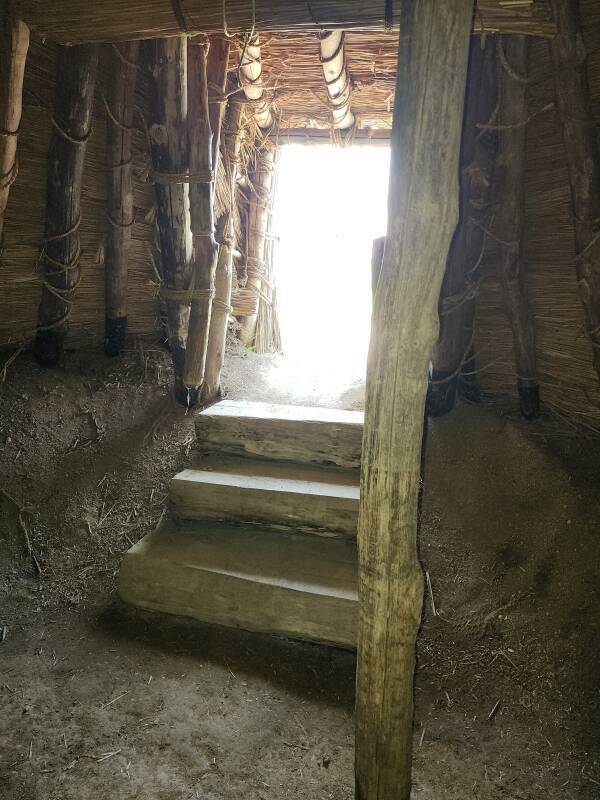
[15,0,556,45]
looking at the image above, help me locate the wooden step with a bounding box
[118,519,358,648]
[170,458,359,538]
[195,400,364,470]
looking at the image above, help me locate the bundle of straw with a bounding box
[15,0,555,46]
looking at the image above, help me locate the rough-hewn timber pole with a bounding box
[34,44,98,365]
[550,0,600,381]
[207,35,230,176]
[201,91,245,405]
[494,35,539,419]
[148,37,192,395]
[355,2,473,799]
[104,40,139,356]
[428,35,498,416]
[371,235,385,296]
[181,38,219,403]
[238,142,275,348]
[0,5,29,247]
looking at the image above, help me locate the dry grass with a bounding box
[16,0,556,45]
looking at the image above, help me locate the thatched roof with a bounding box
[15,0,555,45]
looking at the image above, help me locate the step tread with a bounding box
[173,467,360,500]
[199,399,363,427]
[119,519,358,647]
[195,400,363,470]
[191,454,360,487]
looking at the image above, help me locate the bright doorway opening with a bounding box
[270,143,390,403]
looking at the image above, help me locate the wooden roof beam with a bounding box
[239,34,273,130]
[319,31,354,130]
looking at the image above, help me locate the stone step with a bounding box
[118,519,358,648]
[194,400,364,470]
[170,457,359,538]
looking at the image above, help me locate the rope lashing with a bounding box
[159,286,216,302]
[51,117,92,145]
[112,43,139,70]
[150,168,214,185]
[102,93,136,133]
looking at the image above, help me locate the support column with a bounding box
[34,44,98,365]
[238,142,276,348]
[104,41,139,356]
[181,37,219,402]
[201,91,245,405]
[148,37,192,393]
[550,0,600,381]
[0,5,29,247]
[428,35,498,415]
[371,235,385,296]
[207,35,230,175]
[495,35,539,419]
[355,2,473,799]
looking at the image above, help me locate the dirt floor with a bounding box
[1,339,600,799]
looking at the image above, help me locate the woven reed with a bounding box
[16,1,555,45]
[474,15,600,433]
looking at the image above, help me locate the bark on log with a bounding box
[355,2,473,799]
[148,36,193,391]
[428,35,498,416]
[238,143,276,348]
[495,35,539,419]
[201,95,245,406]
[0,5,29,247]
[33,44,98,366]
[181,38,219,401]
[550,0,600,382]
[319,31,354,130]
[103,40,139,357]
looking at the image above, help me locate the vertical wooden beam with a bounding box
[428,35,498,416]
[355,2,473,799]
[33,44,98,365]
[207,35,230,175]
[550,0,600,381]
[238,142,275,348]
[494,35,539,419]
[148,37,192,395]
[181,37,219,403]
[104,40,140,357]
[0,4,29,247]
[201,92,245,405]
[371,235,385,296]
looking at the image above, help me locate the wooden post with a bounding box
[0,5,29,247]
[148,37,193,394]
[371,235,385,296]
[428,35,498,416]
[355,2,473,799]
[494,35,539,419]
[201,93,245,405]
[104,41,140,356]
[550,0,600,382]
[33,44,98,365]
[207,35,230,176]
[238,142,276,348]
[181,37,219,403]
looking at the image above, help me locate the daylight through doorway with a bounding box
[270,143,390,401]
